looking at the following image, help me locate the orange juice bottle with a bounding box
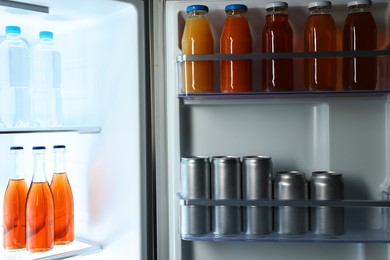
[220,4,252,93]
[262,2,294,92]
[304,1,337,91]
[50,145,74,245]
[342,0,377,90]
[3,146,28,251]
[181,5,214,93]
[26,146,54,252]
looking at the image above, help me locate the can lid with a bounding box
[312,170,342,176]
[39,31,53,40]
[181,156,209,164]
[242,155,272,161]
[186,5,209,13]
[212,156,241,162]
[10,146,23,150]
[347,0,372,8]
[225,4,248,12]
[32,146,46,150]
[53,145,66,149]
[265,1,288,10]
[6,25,20,34]
[308,1,332,9]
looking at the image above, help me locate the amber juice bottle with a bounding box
[50,145,74,245]
[342,0,377,90]
[304,1,337,91]
[26,146,54,252]
[262,1,294,91]
[3,146,28,250]
[220,4,252,92]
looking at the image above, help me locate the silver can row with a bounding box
[180,156,345,237]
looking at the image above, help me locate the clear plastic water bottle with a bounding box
[0,26,30,128]
[32,31,62,127]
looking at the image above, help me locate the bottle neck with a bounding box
[188,10,208,19]
[226,10,247,17]
[349,5,371,13]
[12,151,24,180]
[6,33,21,40]
[54,149,66,174]
[40,38,54,45]
[33,151,47,182]
[309,7,331,15]
[266,7,288,16]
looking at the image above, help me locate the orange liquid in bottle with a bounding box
[51,172,74,245]
[304,13,337,90]
[26,182,54,252]
[262,13,294,91]
[3,179,28,250]
[220,10,252,92]
[182,13,214,93]
[343,11,377,90]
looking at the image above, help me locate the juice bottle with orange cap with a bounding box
[181,5,214,93]
[342,0,377,90]
[220,4,252,93]
[304,1,337,91]
[262,1,294,92]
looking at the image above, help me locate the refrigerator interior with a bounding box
[162,0,390,259]
[0,0,147,259]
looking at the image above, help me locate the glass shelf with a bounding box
[0,126,101,134]
[0,237,102,259]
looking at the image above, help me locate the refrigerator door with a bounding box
[156,0,390,259]
[0,0,150,259]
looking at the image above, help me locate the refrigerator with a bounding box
[0,0,390,260]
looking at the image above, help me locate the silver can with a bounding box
[310,171,345,236]
[274,171,309,236]
[180,156,211,236]
[242,156,273,236]
[211,156,241,236]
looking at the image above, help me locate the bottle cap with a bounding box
[308,1,332,9]
[39,31,53,39]
[186,5,209,13]
[33,146,46,150]
[6,25,21,34]
[265,1,288,10]
[53,145,66,149]
[10,146,23,150]
[225,4,248,12]
[347,0,372,8]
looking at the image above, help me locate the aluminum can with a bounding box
[274,171,309,236]
[180,156,211,236]
[310,171,345,236]
[242,156,273,236]
[211,156,241,236]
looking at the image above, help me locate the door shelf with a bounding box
[181,229,390,244]
[177,49,390,99]
[0,237,102,260]
[178,194,390,244]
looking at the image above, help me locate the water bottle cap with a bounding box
[39,31,53,39]
[33,146,46,150]
[308,1,332,9]
[186,5,209,13]
[6,25,21,34]
[265,1,288,10]
[347,0,372,8]
[225,4,248,12]
[10,146,23,150]
[53,145,66,149]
